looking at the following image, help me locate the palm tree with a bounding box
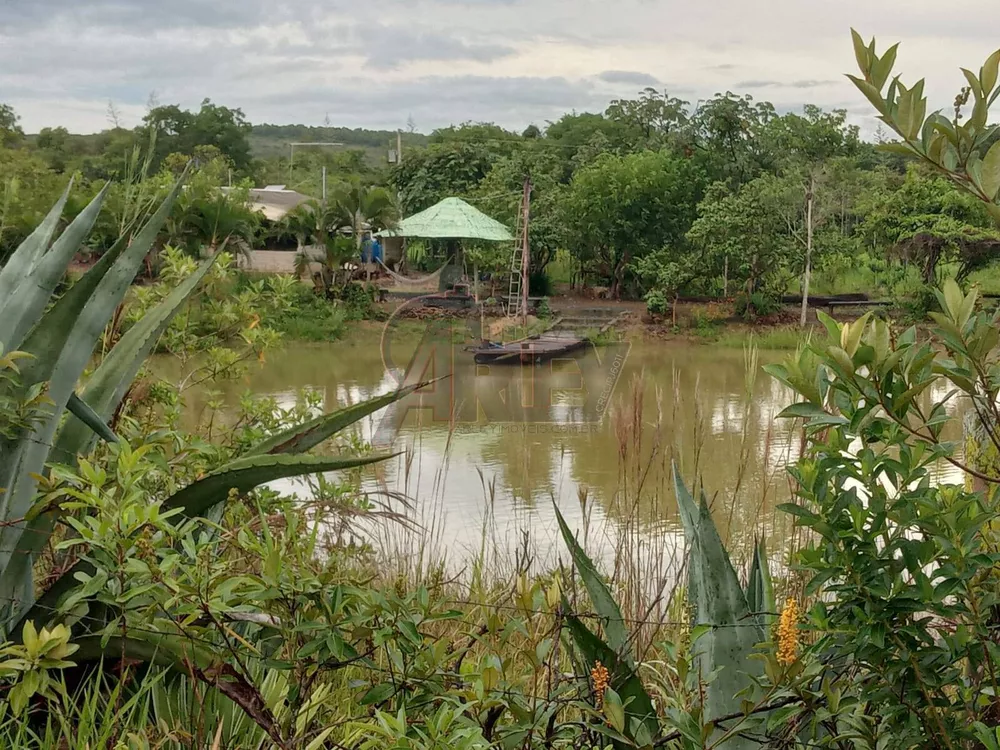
[284,203,319,280]
[330,181,398,280]
[190,192,260,264]
[167,187,260,265]
[287,184,397,287]
[281,203,316,255]
[318,236,358,294]
[287,199,347,280]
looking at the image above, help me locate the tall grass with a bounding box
[2,339,810,745]
[357,338,804,641]
[270,303,347,342]
[807,263,879,296]
[0,671,164,749]
[715,326,812,350]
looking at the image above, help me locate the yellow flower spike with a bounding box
[777,597,800,666]
[591,660,610,707]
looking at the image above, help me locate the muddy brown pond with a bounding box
[156,330,967,582]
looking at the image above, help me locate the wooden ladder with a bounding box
[506,177,531,318]
[506,188,525,317]
[506,243,523,317]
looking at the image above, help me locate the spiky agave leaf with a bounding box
[246,378,440,456]
[65,393,118,445]
[0,241,208,634]
[0,233,130,544]
[14,233,130,396]
[746,536,775,629]
[0,183,110,353]
[55,256,216,459]
[674,464,764,749]
[0,179,185,626]
[553,503,629,658]
[163,453,396,518]
[553,504,658,746]
[0,180,72,302]
[72,629,216,672]
[562,604,658,747]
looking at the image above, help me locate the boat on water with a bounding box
[468,334,588,365]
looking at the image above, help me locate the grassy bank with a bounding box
[635,308,815,350]
[231,271,360,342]
[267,290,348,341]
[713,325,813,349]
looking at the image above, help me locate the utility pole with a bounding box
[800,173,815,328]
[520,175,531,327]
[287,142,344,183]
[397,130,403,164]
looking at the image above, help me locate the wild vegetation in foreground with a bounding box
[2,29,1000,750]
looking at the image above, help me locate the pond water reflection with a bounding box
[159,331,969,582]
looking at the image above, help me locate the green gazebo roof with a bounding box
[378,197,513,241]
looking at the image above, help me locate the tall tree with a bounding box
[605,88,690,149]
[144,99,253,173]
[686,177,798,305]
[471,147,564,275]
[544,112,638,180]
[560,149,704,298]
[689,92,778,189]
[766,106,861,324]
[0,104,23,148]
[34,127,71,173]
[391,125,517,213]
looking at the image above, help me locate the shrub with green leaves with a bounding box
[644,288,669,317]
[0,180,427,669]
[733,290,781,321]
[0,622,78,716]
[765,281,1000,746]
[847,30,1000,222]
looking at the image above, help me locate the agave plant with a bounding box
[0,178,426,645]
[674,467,773,749]
[554,469,775,750]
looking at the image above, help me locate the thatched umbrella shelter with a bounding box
[378,197,514,294]
[381,197,513,242]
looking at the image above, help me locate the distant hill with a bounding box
[249,125,429,163]
[22,124,430,168]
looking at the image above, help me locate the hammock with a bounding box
[377,258,451,287]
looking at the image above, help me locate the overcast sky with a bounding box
[2,0,997,136]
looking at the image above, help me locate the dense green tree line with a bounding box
[390,91,1000,314]
[0,100,415,263]
[3,89,1000,311]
